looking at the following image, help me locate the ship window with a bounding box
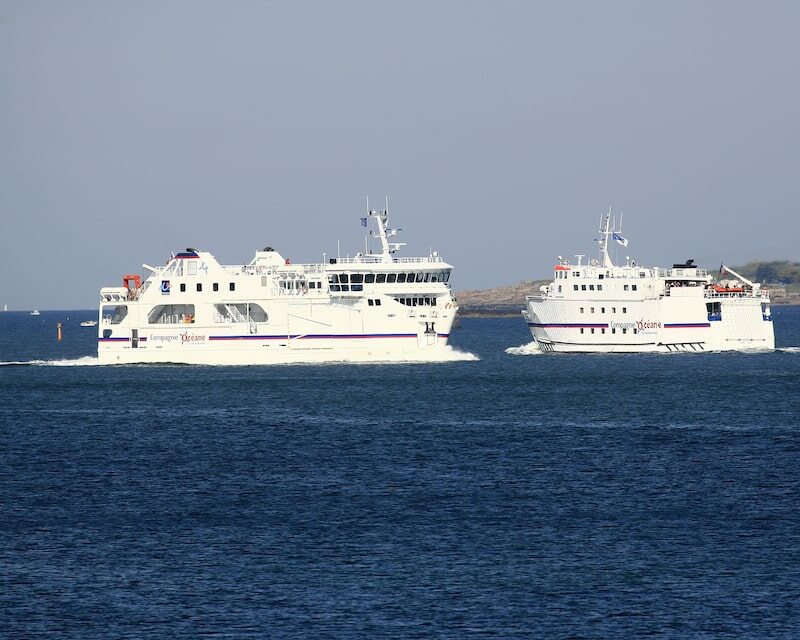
[180,283,186,292]
[339,274,349,284]
[581,285,587,291]
[187,261,197,276]
[387,274,397,283]
[365,274,375,283]
[580,307,584,313]
[443,271,451,283]
[351,273,363,283]
[591,307,595,313]
[430,298,436,306]
[558,286,562,293]
[101,305,128,325]
[612,328,616,334]
[589,284,594,290]
[375,299,381,306]
[368,299,374,306]
[623,307,627,313]
[397,273,407,283]
[612,307,617,313]
[196,283,202,292]
[580,328,584,334]
[622,328,627,334]
[599,274,604,280]
[597,285,602,291]
[632,285,637,291]
[601,307,605,313]
[417,273,425,282]
[633,328,637,334]
[624,284,629,291]
[213,282,219,291]
[229,282,235,291]
[574,285,579,291]
[351,284,363,291]
[591,328,595,334]
[601,328,605,334]
[640,272,646,277]
[574,272,580,277]
[148,304,195,324]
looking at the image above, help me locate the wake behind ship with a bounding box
[97,205,458,364]
[522,211,775,353]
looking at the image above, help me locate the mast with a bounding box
[598,208,614,268]
[366,197,405,263]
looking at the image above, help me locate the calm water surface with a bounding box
[1,308,799,638]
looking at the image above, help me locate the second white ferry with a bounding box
[97,204,458,364]
[522,211,775,352]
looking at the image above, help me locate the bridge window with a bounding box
[397,273,407,283]
[148,304,195,324]
[102,305,128,325]
[387,274,397,283]
[351,274,363,284]
[339,274,349,284]
[416,272,425,283]
[376,273,386,283]
[365,274,375,283]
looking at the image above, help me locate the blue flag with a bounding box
[612,232,628,247]
[360,217,368,227]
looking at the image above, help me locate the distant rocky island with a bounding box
[456,261,800,315]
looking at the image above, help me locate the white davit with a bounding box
[522,210,775,353]
[97,203,458,364]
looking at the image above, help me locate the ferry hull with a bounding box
[524,301,775,354]
[98,334,454,365]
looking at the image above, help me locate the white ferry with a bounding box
[97,204,458,365]
[522,212,775,353]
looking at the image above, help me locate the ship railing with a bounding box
[333,255,444,265]
[704,289,770,299]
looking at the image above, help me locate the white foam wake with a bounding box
[505,342,543,356]
[0,356,101,367]
[777,346,800,354]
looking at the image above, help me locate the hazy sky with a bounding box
[1,1,799,309]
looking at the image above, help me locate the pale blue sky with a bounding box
[1,1,798,309]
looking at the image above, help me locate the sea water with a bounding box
[1,308,799,638]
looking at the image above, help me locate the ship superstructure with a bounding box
[98,204,458,364]
[522,211,774,352]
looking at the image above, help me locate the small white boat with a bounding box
[80,320,98,327]
[30,309,40,316]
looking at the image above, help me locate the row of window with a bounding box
[394,297,437,307]
[366,299,382,306]
[580,306,627,314]
[179,282,236,293]
[143,303,269,325]
[329,271,450,285]
[556,270,647,279]
[580,327,637,335]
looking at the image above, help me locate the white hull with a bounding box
[99,334,454,365]
[522,211,775,354]
[97,205,459,366]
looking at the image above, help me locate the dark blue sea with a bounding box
[2,308,799,639]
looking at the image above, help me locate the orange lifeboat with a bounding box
[712,284,744,293]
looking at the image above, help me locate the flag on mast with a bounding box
[612,232,628,247]
[360,217,367,227]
